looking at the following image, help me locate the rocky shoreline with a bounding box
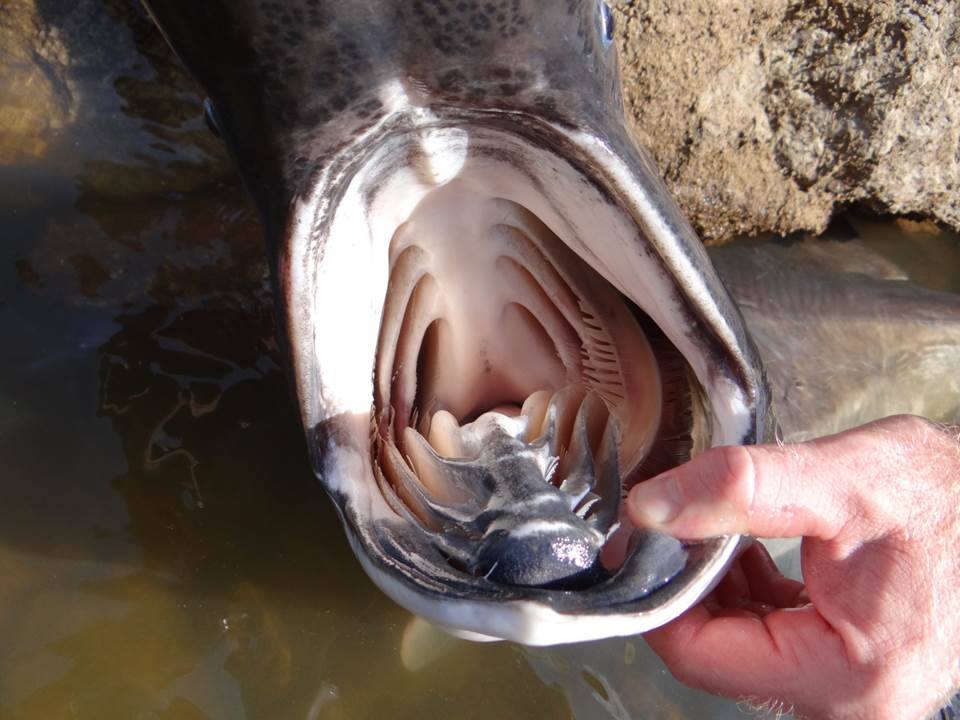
[614,0,960,242]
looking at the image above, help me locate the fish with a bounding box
[710,236,960,440]
[141,0,774,645]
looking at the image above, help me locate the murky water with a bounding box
[2,2,959,719]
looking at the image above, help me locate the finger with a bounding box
[701,591,777,617]
[626,423,889,540]
[713,555,780,615]
[740,542,806,608]
[715,602,775,617]
[645,603,846,702]
[716,557,750,607]
[699,588,722,615]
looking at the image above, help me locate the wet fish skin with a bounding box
[141,1,621,230]
[142,0,771,644]
[710,240,960,440]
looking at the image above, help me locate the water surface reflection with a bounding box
[2,3,573,716]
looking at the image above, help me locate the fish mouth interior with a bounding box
[376,181,680,464]
[371,178,711,584]
[299,122,717,597]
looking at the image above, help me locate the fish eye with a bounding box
[598,2,614,46]
[203,97,222,138]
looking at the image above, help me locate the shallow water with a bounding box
[2,3,959,719]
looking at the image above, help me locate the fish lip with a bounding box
[337,499,742,645]
[288,108,768,644]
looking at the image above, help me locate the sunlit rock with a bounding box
[615,0,960,242]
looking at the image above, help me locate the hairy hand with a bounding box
[628,415,960,720]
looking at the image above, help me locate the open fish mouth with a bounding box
[141,0,771,646]
[374,179,690,589]
[150,28,960,720]
[290,113,770,645]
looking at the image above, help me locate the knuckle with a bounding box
[875,414,944,449]
[872,414,958,492]
[714,444,759,512]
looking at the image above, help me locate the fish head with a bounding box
[143,0,623,213]
[143,0,774,645]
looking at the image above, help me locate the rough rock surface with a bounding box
[0,0,74,163]
[614,0,960,242]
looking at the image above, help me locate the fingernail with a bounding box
[629,475,682,526]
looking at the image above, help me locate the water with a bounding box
[2,2,958,719]
[2,3,569,717]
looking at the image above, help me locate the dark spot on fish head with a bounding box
[465,85,487,101]
[407,0,532,58]
[439,69,468,93]
[434,34,455,54]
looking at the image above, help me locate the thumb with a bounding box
[627,426,880,540]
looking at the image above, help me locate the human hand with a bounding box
[627,415,960,720]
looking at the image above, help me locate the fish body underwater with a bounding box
[711,238,960,440]
[144,0,960,649]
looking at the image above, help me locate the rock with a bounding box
[614,0,960,242]
[0,0,74,163]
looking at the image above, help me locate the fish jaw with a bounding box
[140,0,772,646]
[315,425,746,646]
[286,109,770,644]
